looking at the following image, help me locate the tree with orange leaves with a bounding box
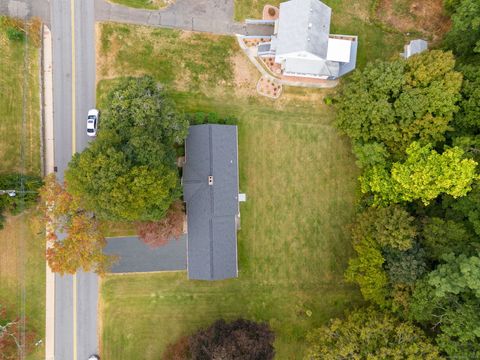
[39,174,113,275]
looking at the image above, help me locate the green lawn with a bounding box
[98,23,362,359]
[106,0,171,10]
[0,18,44,359]
[0,17,41,175]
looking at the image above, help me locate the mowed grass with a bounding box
[0,18,44,359]
[0,17,41,175]
[0,212,46,360]
[234,0,406,67]
[107,0,171,10]
[98,23,361,359]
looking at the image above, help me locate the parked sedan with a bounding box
[86,109,99,137]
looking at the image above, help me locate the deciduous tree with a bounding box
[66,76,188,222]
[137,201,185,248]
[361,142,478,205]
[335,51,462,157]
[0,305,35,360]
[39,174,113,274]
[305,307,443,360]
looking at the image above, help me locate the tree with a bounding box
[452,65,480,132]
[352,142,389,169]
[421,217,475,259]
[39,174,113,275]
[444,0,480,61]
[137,201,185,248]
[305,307,443,360]
[350,205,417,251]
[335,51,462,157]
[0,173,42,229]
[445,181,480,236]
[165,319,275,360]
[383,242,428,286]
[345,237,389,307]
[66,76,188,221]
[410,253,480,358]
[361,142,478,205]
[0,305,36,360]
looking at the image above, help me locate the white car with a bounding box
[87,109,99,137]
[88,355,100,360]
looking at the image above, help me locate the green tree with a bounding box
[410,253,480,358]
[452,65,480,131]
[345,237,389,307]
[444,0,480,61]
[361,142,478,205]
[351,205,417,251]
[335,51,462,157]
[66,76,188,221]
[446,182,480,236]
[383,242,428,286]
[0,173,42,229]
[352,142,389,169]
[305,307,443,360]
[421,217,476,259]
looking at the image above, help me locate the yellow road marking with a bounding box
[71,0,77,359]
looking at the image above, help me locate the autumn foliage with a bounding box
[39,174,113,275]
[0,305,36,360]
[137,201,185,248]
[164,319,275,360]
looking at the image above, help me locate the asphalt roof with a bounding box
[183,125,239,281]
[275,0,332,59]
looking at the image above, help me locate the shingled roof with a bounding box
[183,125,239,281]
[275,0,332,59]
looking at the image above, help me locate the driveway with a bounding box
[95,0,245,34]
[105,236,187,273]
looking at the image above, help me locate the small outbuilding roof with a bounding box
[183,125,239,281]
[275,0,332,59]
[404,39,428,58]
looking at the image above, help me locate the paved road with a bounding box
[105,236,187,273]
[95,0,244,34]
[51,0,98,359]
[0,0,50,23]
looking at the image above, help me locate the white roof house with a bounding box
[265,0,358,80]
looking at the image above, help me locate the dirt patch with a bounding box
[232,52,258,95]
[376,0,451,42]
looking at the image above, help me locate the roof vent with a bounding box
[308,22,312,29]
[208,176,214,186]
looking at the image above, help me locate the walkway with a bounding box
[104,236,187,273]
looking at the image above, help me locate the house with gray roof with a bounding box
[253,0,358,79]
[183,125,240,281]
[402,39,428,59]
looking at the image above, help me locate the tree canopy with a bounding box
[305,307,443,360]
[444,0,480,61]
[164,319,275,360]
[39,174,113,274]
[66,76,188,221]
[335,51,462,158]
[361,142,477,205]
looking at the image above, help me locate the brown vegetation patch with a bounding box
[260,56,282,75]
[262,5,279,20]
[232,52,258,96]
[243,37,270,48]
[257,76,282,99]
[376,0,451,41]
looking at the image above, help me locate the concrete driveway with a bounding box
[105,236,187,273]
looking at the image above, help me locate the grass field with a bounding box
[97,23,362,359]
[107,0,171,10]
[0,18,44,359]
[0,17,41,175]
